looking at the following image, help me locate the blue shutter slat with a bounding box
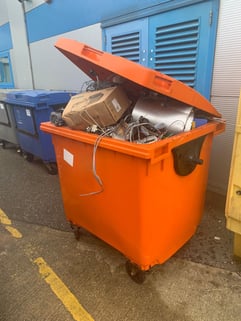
[111,33,140,42]
[155,20,199,36]
[156,43,197,53]
[111,44,140,52]
[157,65,194,69]
[156,30,199,41]
[156,38,199,50]
[156,57,196,63]
[155,50,198,58]
[110,31,140,62]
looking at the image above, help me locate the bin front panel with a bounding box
[49,124,215,270]
[16,130,55,162]
[0,103,19,145]
[13,105,37,136]
[0,102,10,126]
[15,107,56,161]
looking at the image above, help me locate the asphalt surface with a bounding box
[0,143,241,321]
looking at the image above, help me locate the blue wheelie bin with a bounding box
[5,90,75,174]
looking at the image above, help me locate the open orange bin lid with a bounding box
[55,37,221,118]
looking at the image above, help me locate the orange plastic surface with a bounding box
[55,38,221,118]
[41,121,224,269]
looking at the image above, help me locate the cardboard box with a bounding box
[62,86,131,130]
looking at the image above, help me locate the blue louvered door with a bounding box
[149,1,218,97]
[149,17,200,88]
[104,0,219,99]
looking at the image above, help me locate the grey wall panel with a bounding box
[29,24,102,91]
[209,0,241,195]
[208,96,239,194]
[212,1,241,96]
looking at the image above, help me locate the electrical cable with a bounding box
[166,119,185,133]
[79,128,114,197]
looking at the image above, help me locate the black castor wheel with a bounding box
[23,152,34,162]
[125,260,146,284]
[45,162,58,175]
[70,223,81,240]
[0,140,6,149]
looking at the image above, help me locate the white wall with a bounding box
[6,1,33,89]
[209,0,241,195]
[24,0,45,12]
[29,23,102,91]
[0,0,8,25]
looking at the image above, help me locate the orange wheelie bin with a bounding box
[41,38,225,283]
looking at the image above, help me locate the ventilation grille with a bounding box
[154,19,200,87]
[111,32,140,63]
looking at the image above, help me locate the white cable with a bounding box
[166,119,185,134]
[79,128,114,197]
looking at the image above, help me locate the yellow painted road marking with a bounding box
[0,208,22,238]
[34,257,95,321]
[0,209,94,320]
[5,225,23,238]
[0,208,12,225]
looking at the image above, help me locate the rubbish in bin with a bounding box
[110,116,165,143]
[62,86,132,130]
[50,108,66,127]
[40,38,225,283]
[57,81,213,146]
[60,87,196,143]
[132,95,194,134]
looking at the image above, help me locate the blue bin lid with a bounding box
[5,90,76,108]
